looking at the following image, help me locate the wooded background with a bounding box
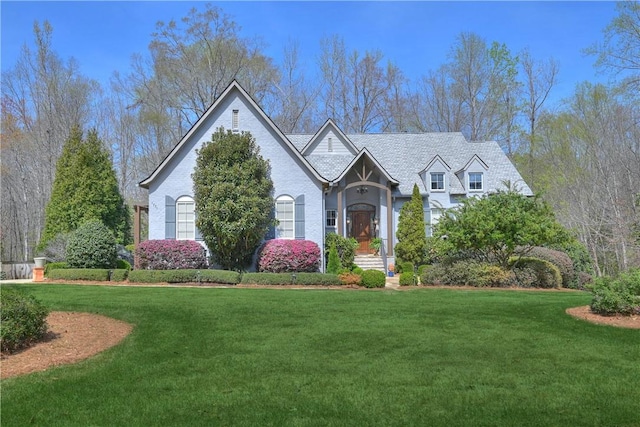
[2,3,638,275]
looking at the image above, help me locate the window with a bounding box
[275,195,294,239]
[328,137,333,152]
[176,196,195,240]
[469,172,483,191]
[430,172,445,191]
[232,109,239,131]
[326,210,337,227]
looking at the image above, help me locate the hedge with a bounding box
[110,269,129,282]
[44,262,68,277]
[127,269,240,285]
[526,246,575,287]
[240,272,341,286]
[361,270,386,288]
[47,269,111,281]
[509,257,562,289]
[421,261,515,288]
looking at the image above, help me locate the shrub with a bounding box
[199,270,241,285]
[66,220,117,269]
[352,266,364,275]
[1,289,49,353]
[421,261,514,288]
[326,241,342,274]
[339,272,362,286]
[135,240,207,270]
[399,271,416,286]
[417,265,429,277]
[361,270,386,288]
[325,233,358,269]
[127,270,170,283]
[116,259,132,270]
[127,269,239,284]
[110,269,129,282]
[37,232,69,262]
[240,272,341,286]
[527,247,575,287]
[44,261,68,277]
[399,262,414,274]
[510,257,562,289]
[512,266,538,288]
[47,269,111,281]
[258,239,321,273]
[589,270,640,316]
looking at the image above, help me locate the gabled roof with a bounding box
[139,80,327,189]
[300,119,358,155]
[420,154,451,174]
[457,154,489,173]
[333,148,399,185]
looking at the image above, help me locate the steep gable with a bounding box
[300,119,359,156]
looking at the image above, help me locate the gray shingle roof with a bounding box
[285,132,532,196]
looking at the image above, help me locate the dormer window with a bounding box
[469,172,483,191]
[232,109,239,131]
[430,173,445,191]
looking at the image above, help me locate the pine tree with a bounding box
[39,126,131,248]
[193,128,274,270]
[394,184,428,266]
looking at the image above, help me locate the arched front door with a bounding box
[348,204,375,254]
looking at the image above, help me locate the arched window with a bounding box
[275,195,295,239]
[176,196,195,240]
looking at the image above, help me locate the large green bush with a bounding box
[361,270,386,288]
[325,233,358,269]
[399,271,417,286]
[395,184,428,266]
[421,261,515,288]
[527,247,575,287]
[510,257,562,289]
[66,220,117,269]
[1,289,49,353]
[589,270,640,316]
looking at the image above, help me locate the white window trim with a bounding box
[430,172,445,192]
[275,195,295,239]
[326,209,337,227]
[469,172,483,192]
[176,196,196,240]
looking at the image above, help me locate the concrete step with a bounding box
[353,255,385,272]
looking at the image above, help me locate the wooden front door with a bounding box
[352,211,372,254]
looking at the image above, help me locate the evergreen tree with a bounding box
[326,241,342,274]
[193,128,274,270]
[39,126,131,248]
[395,184,428,266]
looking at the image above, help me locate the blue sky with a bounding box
[1,1,619,106]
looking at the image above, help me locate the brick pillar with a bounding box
[33,267,44,282]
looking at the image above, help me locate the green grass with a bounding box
[2,285,639,426]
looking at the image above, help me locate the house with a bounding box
[139,81,532,271]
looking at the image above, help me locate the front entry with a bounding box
[351,211,372,254]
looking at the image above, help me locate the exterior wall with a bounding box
[148,88,324,268]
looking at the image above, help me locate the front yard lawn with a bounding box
[2,285,638,426]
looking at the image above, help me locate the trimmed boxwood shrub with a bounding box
[47,269,111,281]
[589,269,640,316]
[1,289,49,353]
[199,270,241,284]
[116,259,132,271]
[399,271,417,286]
[127,269,240,285]
[361,270,386,288]
[510,257,562,289]
[135,240,207,270]
[110,269,129,282]
[44,261,68,277]
[240,272,341,286]
[66,220,117,269]
[527,247,575,287]
[258,239,321,273]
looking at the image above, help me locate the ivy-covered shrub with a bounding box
[110,269,129,282]
[527,247,575,287]
[135,240,207,270]
[325,233,358,269]
[44,261,68,277]
[1,289,49,353]
[66,220,117,269]
[421,261,515,288]
[240,272,341,286]
[361,270,386,288]
[399,271,417,286]
[339,272,362,286]
[510,257,562,289]
[258,239,321,273]
[589,269,640,316]
[48,269,111,281]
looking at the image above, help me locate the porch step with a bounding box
[353,255,386,273]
